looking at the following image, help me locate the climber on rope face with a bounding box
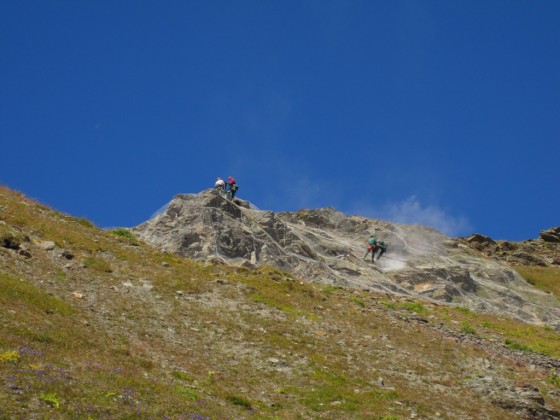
[215,177,225,192]
[364,235,378,261]
[225,176,239,201]
[364,235,387,262]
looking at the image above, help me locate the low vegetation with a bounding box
[1,185,559,418]
[110,228,139,245]
[516,265,560,296]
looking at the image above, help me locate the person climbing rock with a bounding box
[364,235,377,261]
[375,240,387,261]
[226,176,239,200]
[215,177,225,192]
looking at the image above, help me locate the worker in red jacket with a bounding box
[226,176,239,199]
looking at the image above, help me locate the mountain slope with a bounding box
[134,189,560,328]
[1,185,560,418]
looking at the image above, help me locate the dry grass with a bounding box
[516,265,560,296]
[1,185,560,418]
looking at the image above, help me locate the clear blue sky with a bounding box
[1,1,558,240]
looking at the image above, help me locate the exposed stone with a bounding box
[18,248,33,258]
[466,234,497,245]
[61,250,74,260]
[540,227,560,243]
[4,186,560,419]
[133,189,560,327]
[497,241,517,251]
[36,240,56,251]
[461,228,559,269]
[509,251,547,266]
[239,260,256,269]
[18,249,32,258]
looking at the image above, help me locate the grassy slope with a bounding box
[515,265,560,297]
[1,185,560,419]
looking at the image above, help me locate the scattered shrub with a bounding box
[0,350,20,363]
[460,322,476,335]
[39,392,61,408]
[172,371,194,381]
[322,285,339,297]
[226,395,252,409]
[455,306,474,315]
[110,228,138,244]
[83,256,112,273]
[505,339,531,352]
[481,321,499,329]
[548,369,560,387]
[175,385,199,400]
[347,296,365,307]
[77,218,94,228]
[400,302,428,315]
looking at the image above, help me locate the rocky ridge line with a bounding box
[133,190,560,328]
[461,228,560,267]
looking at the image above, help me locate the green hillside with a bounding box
[1,186,559,418]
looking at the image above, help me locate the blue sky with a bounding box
[1,1,558,240]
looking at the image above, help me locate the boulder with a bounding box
[540,227,560,243]
[466,234,497,245]
[36,240,56,251]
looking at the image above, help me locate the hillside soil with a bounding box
[1,186,560,419]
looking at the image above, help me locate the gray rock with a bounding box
[541,227,560,243]
[466,234,497,245]
[18,249,32,258]
[36,240,56,251]
[61,250,74,260]
[509,251,547,266]
[133,189,560,327]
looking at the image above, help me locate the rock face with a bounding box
[134,190,560,327]
[541,227,560,243]
[462,228,560,267]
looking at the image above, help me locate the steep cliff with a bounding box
[134,189,560,327]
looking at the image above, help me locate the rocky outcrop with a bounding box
[134,190,560,327]
[541,227,560,243]
[461,228,560,267]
